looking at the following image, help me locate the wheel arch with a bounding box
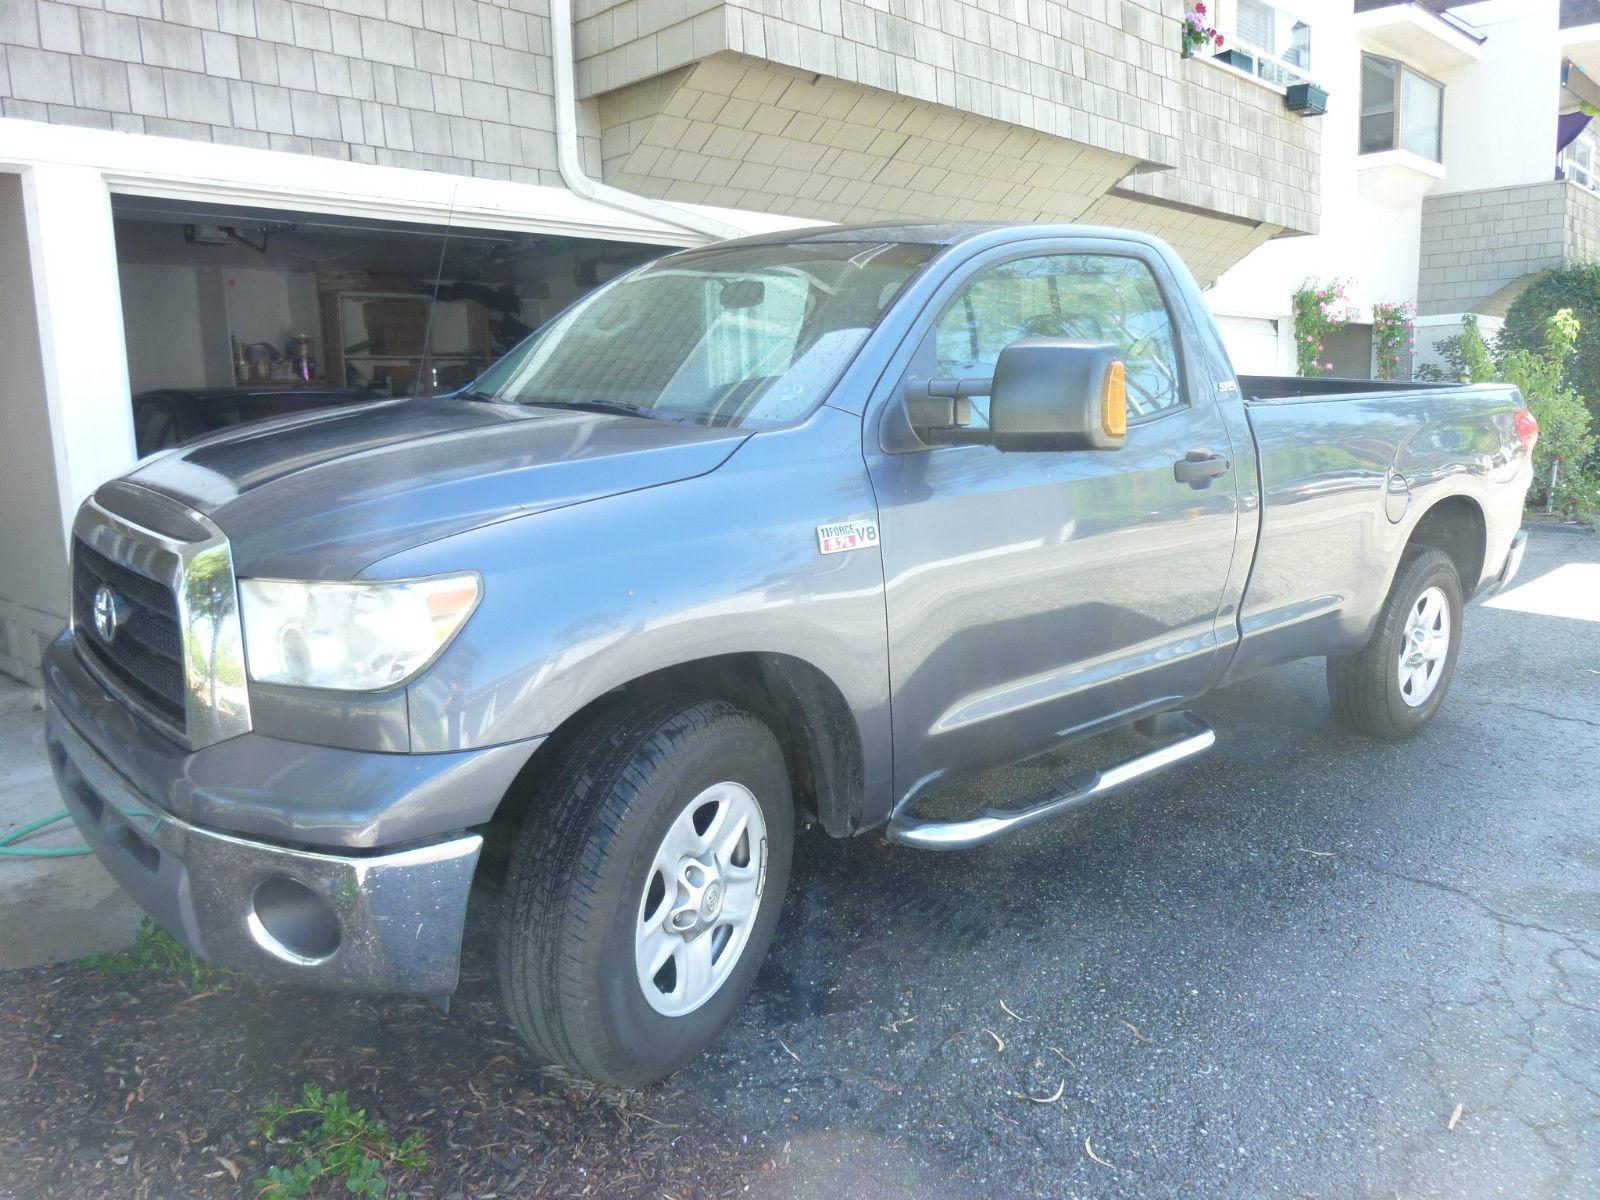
[1403,493,1488,597]
[483,652,867,866]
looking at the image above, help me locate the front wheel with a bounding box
[497,697,793,1086]
[1327,545,1464,740]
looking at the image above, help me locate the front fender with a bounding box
[378,405,894,804]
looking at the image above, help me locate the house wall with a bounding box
[1208,0,1564,373]
[575,0,1185,169]
[1435,0,1559,197]
[1417,180,1569,315]
[0,0,575,183]
[0,171,68,683]
[1115,55,1320,235]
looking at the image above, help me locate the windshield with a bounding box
[466,240,937,428]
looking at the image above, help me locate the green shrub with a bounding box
[1501,310,1596,515]
[1417,314,1497,384]
[1500,264,1600,417]
[1417,311,1596,517]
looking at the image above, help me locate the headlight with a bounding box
[239,574,480,691]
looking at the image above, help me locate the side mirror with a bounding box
[989,339,1127,452]
[900,339,1127,452]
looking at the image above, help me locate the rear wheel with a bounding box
[1327,545,1463,740]
[496,697,792,1086]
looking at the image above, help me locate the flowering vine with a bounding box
[1181,4,1223,57]
[1291,279,1351,376]
[1371,300,1417,380]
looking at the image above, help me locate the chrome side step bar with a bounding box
[885,711,1216,851]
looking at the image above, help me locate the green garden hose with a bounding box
[0,811,92,859]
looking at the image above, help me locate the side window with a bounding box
[933,253,1186,423]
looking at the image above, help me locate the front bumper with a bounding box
[45,708,483,997]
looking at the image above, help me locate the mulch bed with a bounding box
[0,926,769,1198]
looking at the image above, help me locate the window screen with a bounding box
[933,254,1185,422]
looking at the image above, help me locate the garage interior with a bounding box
[110,196,672,454]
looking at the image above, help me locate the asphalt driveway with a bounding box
[2,527,1596,1198]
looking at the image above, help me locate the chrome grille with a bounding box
[72,539,186,722]
[70,488,253,751]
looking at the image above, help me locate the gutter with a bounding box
[548,0,742,243]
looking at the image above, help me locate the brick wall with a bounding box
[0,0,572,183]
[1418,181,1568,315]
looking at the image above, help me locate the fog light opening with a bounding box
[248,875,341,966]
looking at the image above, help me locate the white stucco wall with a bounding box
[1435,0,1560,196]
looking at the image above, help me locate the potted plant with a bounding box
[1182,4,1223,58]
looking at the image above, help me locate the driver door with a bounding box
[864,242,1242,803]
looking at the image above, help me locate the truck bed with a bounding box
[1238,375,1450,402]
[1223,373,1527,685]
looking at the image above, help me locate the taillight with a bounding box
[1514,408,1539,453]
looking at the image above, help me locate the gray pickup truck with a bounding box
[45,222,1535,1085]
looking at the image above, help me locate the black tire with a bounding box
[496,697,793,1086]
[1327,545,1464,740]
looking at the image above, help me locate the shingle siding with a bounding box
[576,0,1185,170]
[0,0,568,183]
[1114,57,1319,235]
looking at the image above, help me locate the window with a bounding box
[933,254,1185,422]
[1218,0,1312,87]
[1566,127,1599,192]
[1360,54,1443,161]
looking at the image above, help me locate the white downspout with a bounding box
[548,0,742,243]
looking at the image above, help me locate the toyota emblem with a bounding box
[92,585,126,644]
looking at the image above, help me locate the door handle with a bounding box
[1173,449,1231,487]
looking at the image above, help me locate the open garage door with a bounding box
[111,195,674,457]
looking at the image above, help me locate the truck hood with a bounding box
[124,397,750,578]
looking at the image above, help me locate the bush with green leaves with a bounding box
[1500,309,1597,516]
[257,1085,426,1199]
[1500,264,1600,418]
[1416,314,1497,384]
[1416,311,1596,518]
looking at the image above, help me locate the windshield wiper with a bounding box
[518,398,689,424]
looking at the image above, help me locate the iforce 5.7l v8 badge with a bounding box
[817,519,880,555]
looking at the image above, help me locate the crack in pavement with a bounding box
[1454,696,1600,731]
